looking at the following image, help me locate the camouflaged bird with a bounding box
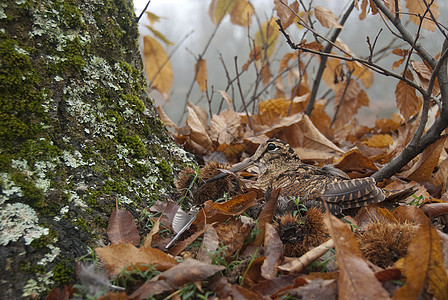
[210,138,385,214]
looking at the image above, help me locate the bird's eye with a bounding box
[267,143,277,151]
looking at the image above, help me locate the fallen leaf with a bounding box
[186,105,213,151]
[354,204,397,228]
[44,284,76,300]
[197,225,220,263]
[429,158,448,191]
[95,243,177,277]
[420,203,448,219]
[401,136,448,182]
[395,71,421,120]
[334,148,378,177]
[261,223,283,279]
[252,189,280,246]
[107,205,140,246]
[143,215,161,248]
[392,205,430,225]
[394,220,448,299]
[98,292,129,300]
[214,216,253,258]
[363,134,393,148]
[130,259,225,300]
[324,212,390,299]
[243,256,266,287]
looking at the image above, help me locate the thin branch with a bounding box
[234,56,254,132]
[330,71,352,127]
[136,0,151,22]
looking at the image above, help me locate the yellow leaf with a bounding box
[363,134,393,148]
[145,25,173,46]
[254,19,279,59]
[195,58,207,93]
[405,0,439,31]
[230,0,254,27]
[145,11,161,25]
[143,35,173,98]
[209,0,237,24]
[315,6,343,29]
[395,72,421,120]
[394,221,448,299]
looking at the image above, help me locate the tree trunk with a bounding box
[0,0,192,297]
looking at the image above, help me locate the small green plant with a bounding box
[308,248,336,273]
[177,167,202,207]
[341,216,360,232]
[77,246,99,264]
[113,263,161,290]
[409,194,425,206]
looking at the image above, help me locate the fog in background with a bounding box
[133,0,447,126]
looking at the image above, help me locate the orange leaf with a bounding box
[401,136,448,181]
[252,189,280,247]
[395,72,421,120]
[315,6,342,28]
[363,134,393,148]
[143,35,173,98]
[334,148,378,176]
[261,63,271,85]
[107,205,140,246]
[324,212,390,299]
[392,205,430,225]
[195,58,207,93]
[95,243,177,277]
[394,220,448,299]
[405,0,439,32]
[274,0,299,29]
[301,41,324,52]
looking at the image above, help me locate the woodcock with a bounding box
[210,138,385,214]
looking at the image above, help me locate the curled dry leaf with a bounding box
[394,220,448,300]
[107,206,140,246]
[420,203,448,219]
[314,6,342,28]
[392,205,430,225]
[251,189,280,247]
[395,71,421,120]
[214,216,253,258]
[324,212,390,299]
[95,243,177,277]
[186,105,213,151]
[130,258,225,300]
[334,148,378,177]
[274,0,299,29]
[194,58,207,93]
[401,136,448,182]
[197,225,219,263]
[406,0,439,31]
[261,223,283,280]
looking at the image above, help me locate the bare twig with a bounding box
[136,0,151,22]
[330,71,352,127]
[234,57,254,132]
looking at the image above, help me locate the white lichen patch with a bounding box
[62,150,88,168]
[22,271,54,298]
[38,244,61,266]
[67,190,88,208]
[11,159,29,172]
[34,160,57,193]
[0,173,22,205]
[54,205,70,222]
[0,203,49,246]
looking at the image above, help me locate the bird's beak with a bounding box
[206,158,254,183]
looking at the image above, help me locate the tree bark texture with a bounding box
[0,0,192,297]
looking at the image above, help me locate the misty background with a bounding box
[133,0,447,126]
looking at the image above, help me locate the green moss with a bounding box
[30,228,59,249]
[19,261,46,275]
[57,0,85,29]
[117,127,147,159]
[74,217,90,233]
[133,161,149,177]
[52,259,74,285]
[11,172,45,206]
[157,159,173,184]
[121,93,145,113]
[19,139,62,167]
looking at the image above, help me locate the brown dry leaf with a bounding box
[195,58,207,93]
[333,148,378,177]
[197,226,220,263]
[321,56,341,91]
[420,203,448,219]
[363,134,393,148]
[358,0,378,20]
[252,189,280,247]
[314,6,342,28]
[186,105,213,151]
[395,71,421,120]
[429,158,448,191]
[168,224,211,257]
[405,0,439,31]
[143,35,173,98]
[392,205,430,226]
[274,0,299,29]
[131,258,225,300]
[95,243,177,277]
[209,0,237,24]
[374,113,404,133]
[230,0,254,27]
[392,48,409,70]
[107,205,140,246]
[98,292,129,300]
[261,223,283,280]
[243,256,267,287]
[187,102,208,129]
[333,80,368,128]
[355,204,397,228]
[255,18,279,58]
[217,90,233,110]
[411,60,440,95]
[193,192,258,229]
[279,52,297,73]
[346,61,374,89]
[401,136,448,181]
[150,200,179,231]
[261,63,271,85]
[394,220,448,299]
[143,215,161,248]
[302,41,324,52]
[243,46,262,71]
[324,212,390,299]
[209,110,243,145]
[214,216,253,257]
[156,106,177,129]
[44,284,76,300]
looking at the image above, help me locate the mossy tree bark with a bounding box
[0,0,192,297]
